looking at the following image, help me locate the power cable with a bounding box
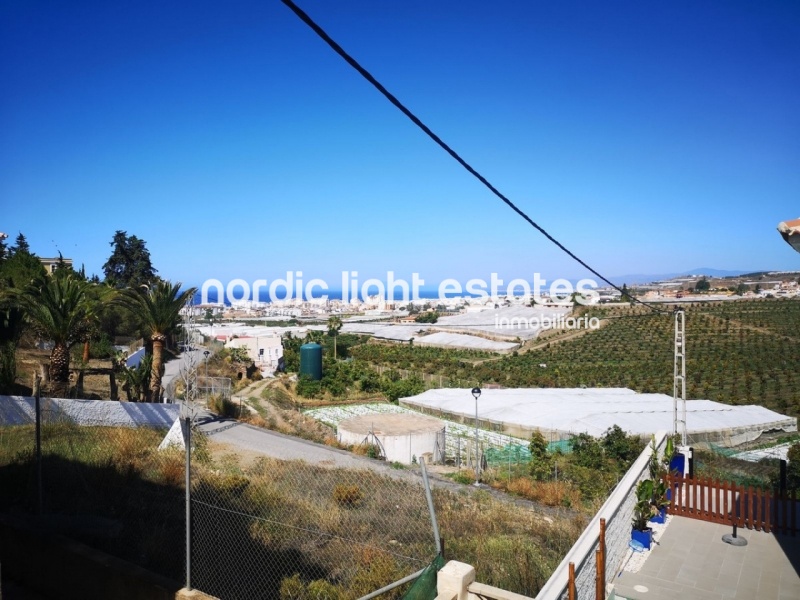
[281,0,669,314]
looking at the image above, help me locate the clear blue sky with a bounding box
[2,0,798,289]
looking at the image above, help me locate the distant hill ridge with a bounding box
[610,268,760,285]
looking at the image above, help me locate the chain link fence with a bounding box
[0,396,186,583]
[0,395,442,599]
[188,424,440,599]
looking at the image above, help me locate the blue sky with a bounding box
[1,0,798,290]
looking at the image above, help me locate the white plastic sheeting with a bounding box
[400,388,797,447]
[436,305,572,340]
[414,332,517,352]
[0,396,179,428]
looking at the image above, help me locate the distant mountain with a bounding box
[684,268,754,278]
[608,268,752,286]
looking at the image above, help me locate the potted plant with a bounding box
[632,479,655,549]
[664,436,684,476]
[648,478,670,524]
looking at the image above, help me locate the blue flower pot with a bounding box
[648,507,666,524]
[669,454,684,475]
[631,527,653,550]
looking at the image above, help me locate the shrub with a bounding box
[332,484,363,507]
[571,433,606,470]
[529,431,553,481]
[208,394,240,418]
[296,375,322,398]
[279,574,343,600]
[601,425,642,465]
[449,470,476,485]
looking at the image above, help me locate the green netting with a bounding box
[402,553,445,600]
[708,443,738,457]
[485,439,573,467]
[484,444,531,466]
[547,438,573,454]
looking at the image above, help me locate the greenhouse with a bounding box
[400,387,797,448]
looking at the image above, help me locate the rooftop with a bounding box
[400,388,796,445]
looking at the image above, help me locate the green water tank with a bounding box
[299,343,323,380]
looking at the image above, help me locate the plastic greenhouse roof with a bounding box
[399,388,796,438]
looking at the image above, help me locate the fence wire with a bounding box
[0,398,186,583]
[1,398,440,599]
[189,426,438,599]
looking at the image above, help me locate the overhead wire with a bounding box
[281,0,669,314]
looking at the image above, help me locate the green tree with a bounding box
[120,281,196,402]
[296,373,323,398]
[103,230,158,288]
[52,252,73,278]
[0,233,46,391]
[327,315,343,359]
[414,311,440,324]
[359,370,381,393]
[695,277,710,292]
[9,233,30,256]
[620,284,633,303]
[571,433,605,470]
[15,273,108,389]
[382,374,424,403]
[0,290,25,393]
[601,425,641,465]
[528,431,553,480]
[120,354,152,402]
[735,283,748,296]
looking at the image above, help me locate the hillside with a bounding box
[351,298,800,417]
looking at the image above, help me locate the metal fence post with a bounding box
[419,457,441,555]
[185,416,192,590]
[34,374,42,515]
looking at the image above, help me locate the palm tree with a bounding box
[327,315,343,359]
[16,273,108,392]
[120,281,196,402]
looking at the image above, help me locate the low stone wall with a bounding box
[0,514,182,600]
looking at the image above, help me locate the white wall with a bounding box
[338,428,441,465]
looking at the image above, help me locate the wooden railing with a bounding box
[667,475,798,535]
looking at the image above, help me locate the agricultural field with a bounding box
[349,299,800,417]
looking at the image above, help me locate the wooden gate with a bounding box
[667,474,798,535]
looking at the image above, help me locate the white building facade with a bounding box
[225,336,283,371]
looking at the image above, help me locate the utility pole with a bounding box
[673,308,687,446]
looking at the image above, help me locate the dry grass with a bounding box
[0,422,586,598]
[501,478,582,508]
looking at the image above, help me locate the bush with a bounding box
[208,395,240,418]
[528,431,553,481]
[571,433,605,470]
[601,425,642,466]
[296,375,322,398]
[561,463,616,503]
[332,484,363,507]
[449,470,476,485]
[280,574,343,600]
